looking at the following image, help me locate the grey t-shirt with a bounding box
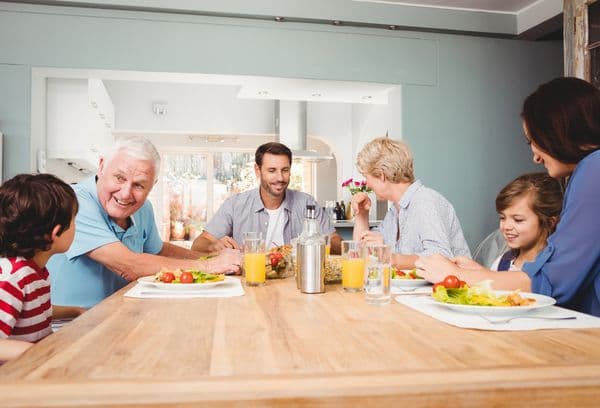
[205,188,334,245]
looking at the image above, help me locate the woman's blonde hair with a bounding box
[356,137,415,183]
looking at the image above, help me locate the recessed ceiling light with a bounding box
[257,90,269,96]
[311,93,322,97]
[361,95,372,100]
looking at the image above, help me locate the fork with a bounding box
[478,314,577,324]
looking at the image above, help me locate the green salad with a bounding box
[432,280,534,307]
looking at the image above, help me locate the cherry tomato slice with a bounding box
[180,271,194,284]
[442,275,460,289]
[161,272,175,283]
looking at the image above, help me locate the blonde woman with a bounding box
[352,137,471,269]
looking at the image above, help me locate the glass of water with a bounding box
[363,244,392,305]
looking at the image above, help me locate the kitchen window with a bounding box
[150,148,313,242]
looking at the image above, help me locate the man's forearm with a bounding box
[160,241,206,258]
[88,243,212,282]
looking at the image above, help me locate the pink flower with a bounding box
[341,178,353,187]
[342,178,372,195]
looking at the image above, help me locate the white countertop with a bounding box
[333,220,382,228]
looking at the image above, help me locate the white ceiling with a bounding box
[37,0,562,35]
[354,0,543,14]
[34,67,396,105]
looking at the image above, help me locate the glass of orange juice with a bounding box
[341,240,364,292]
[324,234,331,258]
[243,232,266,286]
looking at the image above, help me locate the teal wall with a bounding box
[0,2,562,249]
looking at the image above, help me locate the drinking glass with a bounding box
[324,234,331,259]
[291,237,300,288]
[341,240,364,292]
[364,244,392,305]
[243,232,266,286]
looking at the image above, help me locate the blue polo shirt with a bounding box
[48,176,163,308]
[524,150,600,316]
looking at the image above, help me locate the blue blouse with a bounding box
[523,150,600,316]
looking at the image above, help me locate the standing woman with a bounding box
[416,77,600,316]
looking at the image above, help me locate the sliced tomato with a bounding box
[161,272,175,283]
[180,271,194,284]
[442,275,460,289]
[432,282,443,293]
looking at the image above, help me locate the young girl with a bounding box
[491,173,563,271]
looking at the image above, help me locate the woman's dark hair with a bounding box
[0,173,78,258]
[496,172,563,242]
[521,77,600,164]
[255,142,292,167]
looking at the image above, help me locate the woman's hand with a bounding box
[358,230,384,245]
[414,253,461,283]
[452,256,485,270]
[351,192,371,217]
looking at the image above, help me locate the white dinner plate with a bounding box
[433,291,556,316]
[137,275,231,290]
[391,278,430,288]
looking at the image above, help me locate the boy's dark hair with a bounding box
[521,77,600,164]
[0,173,78,258]
[255,142,292,167]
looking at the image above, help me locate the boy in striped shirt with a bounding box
[0,174,80,362]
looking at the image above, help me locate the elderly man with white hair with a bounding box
[49,136,241,308]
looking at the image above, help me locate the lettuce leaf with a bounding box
[432,283,510,306]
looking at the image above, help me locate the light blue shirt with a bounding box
[205,188,334,245]
[48,176,163,308]
[376,180,471,258]
[524,150,600,316]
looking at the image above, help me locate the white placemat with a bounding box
[396,295,600,331]
[392,286,432,295]
[124,276,245,299]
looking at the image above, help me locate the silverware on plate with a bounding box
[478,314,577,324]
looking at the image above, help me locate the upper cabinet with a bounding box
[46,78,114,170]
[565,0,600,88]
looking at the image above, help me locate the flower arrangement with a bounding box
[342,178,372,195]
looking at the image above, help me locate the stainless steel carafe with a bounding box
[297,205,326,294]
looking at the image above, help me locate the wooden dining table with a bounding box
[2,277,600,407]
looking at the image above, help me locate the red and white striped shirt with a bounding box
[0,257,52,343]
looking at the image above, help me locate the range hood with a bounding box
[276,101,333,161]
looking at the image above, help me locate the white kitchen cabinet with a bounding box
[46,78,114,170]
